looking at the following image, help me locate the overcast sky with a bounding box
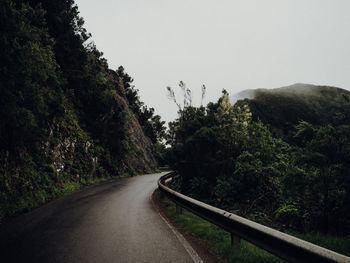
[75,0,350,123]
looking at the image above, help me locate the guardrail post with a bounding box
[231,232,241,245]
[159,189,164,199]
[176,203,183,214]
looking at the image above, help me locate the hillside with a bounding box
[0,0,161,221]
[232,84,350,140]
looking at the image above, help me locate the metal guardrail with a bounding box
[158,172,350,263]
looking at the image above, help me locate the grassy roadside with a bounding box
[1,170,157,224]
[154,189,350,263]
[153,189,284,263]
[288,232,350,257]
[0,175,121,224]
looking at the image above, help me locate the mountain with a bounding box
[232,83,350,140]
[230,89,256,104]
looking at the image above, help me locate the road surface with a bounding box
[0,172,197,262]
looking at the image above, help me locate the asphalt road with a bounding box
[0,172,196,263]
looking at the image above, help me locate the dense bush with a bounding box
[167,89,350,235]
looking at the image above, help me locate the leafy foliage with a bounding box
[167,87,350,235]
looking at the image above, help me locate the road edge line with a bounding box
[150,191,204,263]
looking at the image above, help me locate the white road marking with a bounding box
[150,192,204,263]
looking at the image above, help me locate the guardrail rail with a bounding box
[158,172,350,263]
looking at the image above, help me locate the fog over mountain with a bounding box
[231,83,350,104]
[231,83,350,141]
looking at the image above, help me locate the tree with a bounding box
[0,0,63,152]
[291,122,350,232]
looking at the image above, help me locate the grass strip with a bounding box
[1,170,156,223]
[155,189,350,262]
[154,190,284,263]
[289,232,350,257]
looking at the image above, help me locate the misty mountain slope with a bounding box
[232,84,350,140]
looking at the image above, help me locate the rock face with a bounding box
[43,82,158,178]
[38,71,158,179]
[115,80,157,173]
[44,119,77,174]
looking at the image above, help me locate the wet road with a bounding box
[0,172,195,263]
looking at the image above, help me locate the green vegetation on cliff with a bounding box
[0,0,165,221]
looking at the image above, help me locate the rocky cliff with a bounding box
[0,0,159,221]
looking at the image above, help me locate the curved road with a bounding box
[0,172,196,263]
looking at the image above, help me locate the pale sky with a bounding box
[75,0,350,123]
